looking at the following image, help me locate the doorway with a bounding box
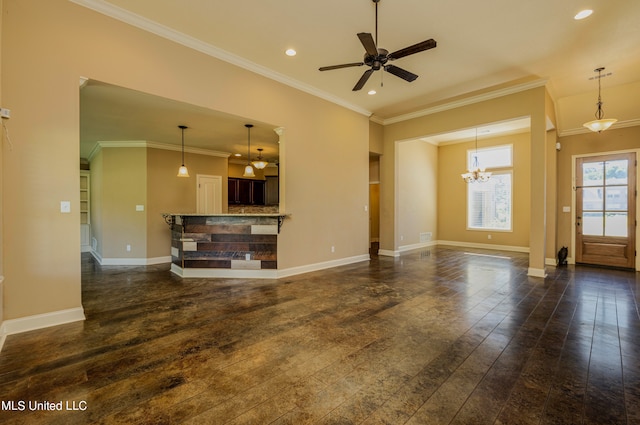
[575,152,636,268]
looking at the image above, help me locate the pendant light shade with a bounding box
[177,125,189,177]
[252,148,268,169]
[583,67,617,133]
[243,124,256,177]
[461,128,491,183]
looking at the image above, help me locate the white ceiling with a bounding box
[77,0,640,157]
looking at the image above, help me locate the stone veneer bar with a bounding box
[165,214,286,278]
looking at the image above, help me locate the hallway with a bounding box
[0,247,639,424]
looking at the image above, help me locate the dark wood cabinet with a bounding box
[228,178,266,205]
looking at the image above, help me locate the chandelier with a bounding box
[583,67,617,133]
[461,128,491,183]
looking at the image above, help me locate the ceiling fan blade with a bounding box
[388,39,437,60]
[353,69,374,91]
[385,65,418,82]
[319,62,365,71]
[357,32,379,57]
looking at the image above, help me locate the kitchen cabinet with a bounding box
[228,178,265,205]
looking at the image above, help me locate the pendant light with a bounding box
[461,128,491,183]
[243,124,255,177]
[252,148,268,169]
[583,67,617,133]
[177,125,189,177]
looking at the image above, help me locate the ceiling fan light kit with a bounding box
[319,0,437,91]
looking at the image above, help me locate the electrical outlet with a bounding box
[126,244,131,252]
[60,201,71,213]
[331,246,335,253]
[0,108,10,119]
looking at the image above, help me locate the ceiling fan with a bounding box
[319,0,437,91]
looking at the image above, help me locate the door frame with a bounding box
[571,148,640,270]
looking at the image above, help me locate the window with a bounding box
[467,145,513,231]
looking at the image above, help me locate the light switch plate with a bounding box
[136,205,144,211]
[60,201,71,213]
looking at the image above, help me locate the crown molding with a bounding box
[70,0,372,118]
[87,141,230,161]
[375,79,548,126]
[558,119,640,137]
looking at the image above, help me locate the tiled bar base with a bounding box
[168,214,283,278]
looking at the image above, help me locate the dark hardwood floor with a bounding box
[1,246,639,424]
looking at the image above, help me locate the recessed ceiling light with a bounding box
[285,48,297,56]
[234,153,242,157]
[574,9,593,20]
[368,90,376,95]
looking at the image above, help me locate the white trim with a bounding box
[527,267,547,278]
[1,308,85,337]
[437,240,530,253]
[378,240,529,257]
[70,0,371,117]
[378,249,400,257]
[172,263,279,279]
[98,256,172,266]
[88,140,230,161]
[276,255,370,278]
[379,79,548,125]
[398,240,438,253]
[171,254,370,279]
[558,119,640,137]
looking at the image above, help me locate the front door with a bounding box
[575,152,636,268]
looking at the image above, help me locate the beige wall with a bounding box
[369,121,384,155]
[556,126,640,258]
[0,0,4,328]
[90,150,104,257]
[397,140,438,247]
[1,0,369,321]
[380,87,549,273]
[96,147,147,259]
[147,147,229,259]
[438,132,531,248]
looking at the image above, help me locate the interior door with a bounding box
[575,153,636,268]
[197,175,222,214]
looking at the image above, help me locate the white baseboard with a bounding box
[171,254,371,279]
[378,240,528,257]
[1,307,85,342]
[398,240,438,253]
[100,256,171,266]
[171,263,278,279]
[437,240,530,253]
[527,267,547,278]
[277,254,370,278]
[91,250,171,266]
